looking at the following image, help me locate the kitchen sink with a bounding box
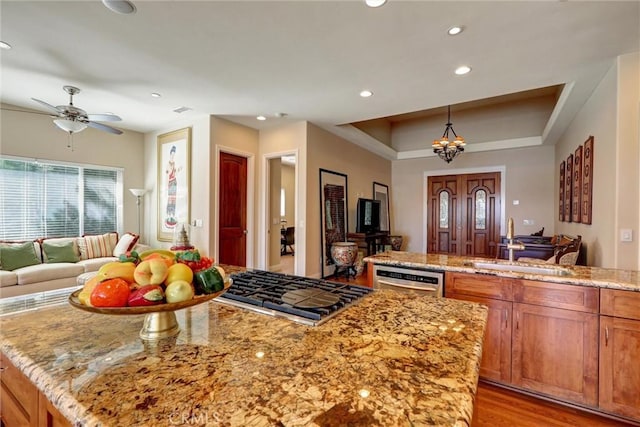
[470,261,573,277]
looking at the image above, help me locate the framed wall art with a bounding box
[572,145,583,223]
[319,168,348,278]
[157,127,191,242]
[582,136,594,224]
[373,182,390,232]
[564,154,573,222]
[559,161,565,222]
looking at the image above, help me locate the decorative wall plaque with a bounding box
[564,154,573,222]
[559,161,565,222]
[581,136,594,224]
[572,146,583,223]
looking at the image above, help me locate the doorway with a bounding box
[267,155,296,274]
[427,172,501,258]
[218,152,248,266]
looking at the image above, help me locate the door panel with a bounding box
[428,172,501,257]
[219,152,247,266]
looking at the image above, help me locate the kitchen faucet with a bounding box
[506,217,525,262]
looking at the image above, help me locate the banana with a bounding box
[97,261,136,283]
[138,249,176,261]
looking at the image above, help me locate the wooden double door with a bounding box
[427,172,501,258]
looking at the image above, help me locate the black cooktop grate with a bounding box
[221,270,372,322]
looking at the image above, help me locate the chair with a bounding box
[281,227,295,255]
[519,235,582,265]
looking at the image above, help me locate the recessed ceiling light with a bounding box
[0,41,12,50]
[448,26,463,36]
[150,92,161,98]
[365,0,387,7]
[455,65,472,75]
[257,115,267,121]
[360,90,373,98]
[102,0,136,14]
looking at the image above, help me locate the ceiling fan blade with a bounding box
[31,98,63,115]
[87,113,122,122]
[86,121,123,135]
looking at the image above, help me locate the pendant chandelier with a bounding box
[432,105,465,163]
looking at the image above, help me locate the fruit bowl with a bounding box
[69,277,231,341]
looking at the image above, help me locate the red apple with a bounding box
[134,259,169,286]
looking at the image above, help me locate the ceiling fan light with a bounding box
[54,119,87,134]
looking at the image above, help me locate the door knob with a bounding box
[243,230,248,235]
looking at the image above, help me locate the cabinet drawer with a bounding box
[601,289,640,320]
[513,280,598,313]
[0,353,38,426]
[445,272,512,300]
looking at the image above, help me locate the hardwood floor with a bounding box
[473,381,636,426]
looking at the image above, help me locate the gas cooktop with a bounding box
[217,270,373,326]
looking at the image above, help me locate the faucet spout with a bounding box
[505,218,525,261]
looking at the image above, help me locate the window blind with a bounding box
[0,158,121,240]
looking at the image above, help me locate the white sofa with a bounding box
[0,233,148,299]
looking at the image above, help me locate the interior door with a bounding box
[427,172,501,257]
[219,152,247,266]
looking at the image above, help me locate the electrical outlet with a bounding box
[523,219,535,226]
[620,229,633,242]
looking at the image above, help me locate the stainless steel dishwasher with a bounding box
[372,264,444,297]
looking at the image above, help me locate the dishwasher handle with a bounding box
[377,279,439,292]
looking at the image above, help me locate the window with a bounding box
[0,157,123,240]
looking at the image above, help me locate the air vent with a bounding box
[173,106,192,114]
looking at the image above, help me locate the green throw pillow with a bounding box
[0,242,41,271]
[42,240,80,263]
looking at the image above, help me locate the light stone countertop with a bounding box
[364,252,640,292]
[0,287,488,427]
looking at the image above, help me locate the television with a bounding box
[356,198,381,234]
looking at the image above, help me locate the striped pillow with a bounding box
[78,232,118,259]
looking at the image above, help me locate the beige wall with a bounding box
[269,159,282,269]
[257,121,307,273]
[282,164,295,227]
[1,104,145,238]
[555,53,639,269]
[307,123,392,278]
[392,145,555,253]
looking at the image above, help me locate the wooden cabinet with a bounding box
[446,272,600,407]
[0,353,70,427]
[511,303,598,406]
[599,289,640,420]
[445,272,512,383]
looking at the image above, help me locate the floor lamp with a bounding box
[129,188,147,241]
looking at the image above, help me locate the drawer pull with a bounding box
[516,312,519,330]
[503,309,508,329]
[605,326,609,346]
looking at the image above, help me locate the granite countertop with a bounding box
[0,288,488,426]
[364,251,640,292]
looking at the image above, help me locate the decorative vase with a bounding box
[389,235,403,251]
[330,242,358,267]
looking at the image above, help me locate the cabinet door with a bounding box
[0,352,38,427]
[512,303,598,406]
[599,316,640,420]
[447,293,512,383]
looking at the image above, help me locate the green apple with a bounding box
[165,280,195,303]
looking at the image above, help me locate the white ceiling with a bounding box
[1,1,638,156]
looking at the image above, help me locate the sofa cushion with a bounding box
[0,270,18,288]
[78,232,118,260]
[113,232,140,257]
[0,241,42,271]
[77,257,119,273]
[15,263,84,286]
[42,239,80,263]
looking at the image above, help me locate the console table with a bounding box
[347,232,389,256]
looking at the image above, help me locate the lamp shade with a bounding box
[54,119,87,133]
[129,188,147,197]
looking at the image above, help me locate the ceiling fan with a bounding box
[31,85,123,135]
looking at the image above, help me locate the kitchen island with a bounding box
[364,251,640,423]
[0,286,488,426]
